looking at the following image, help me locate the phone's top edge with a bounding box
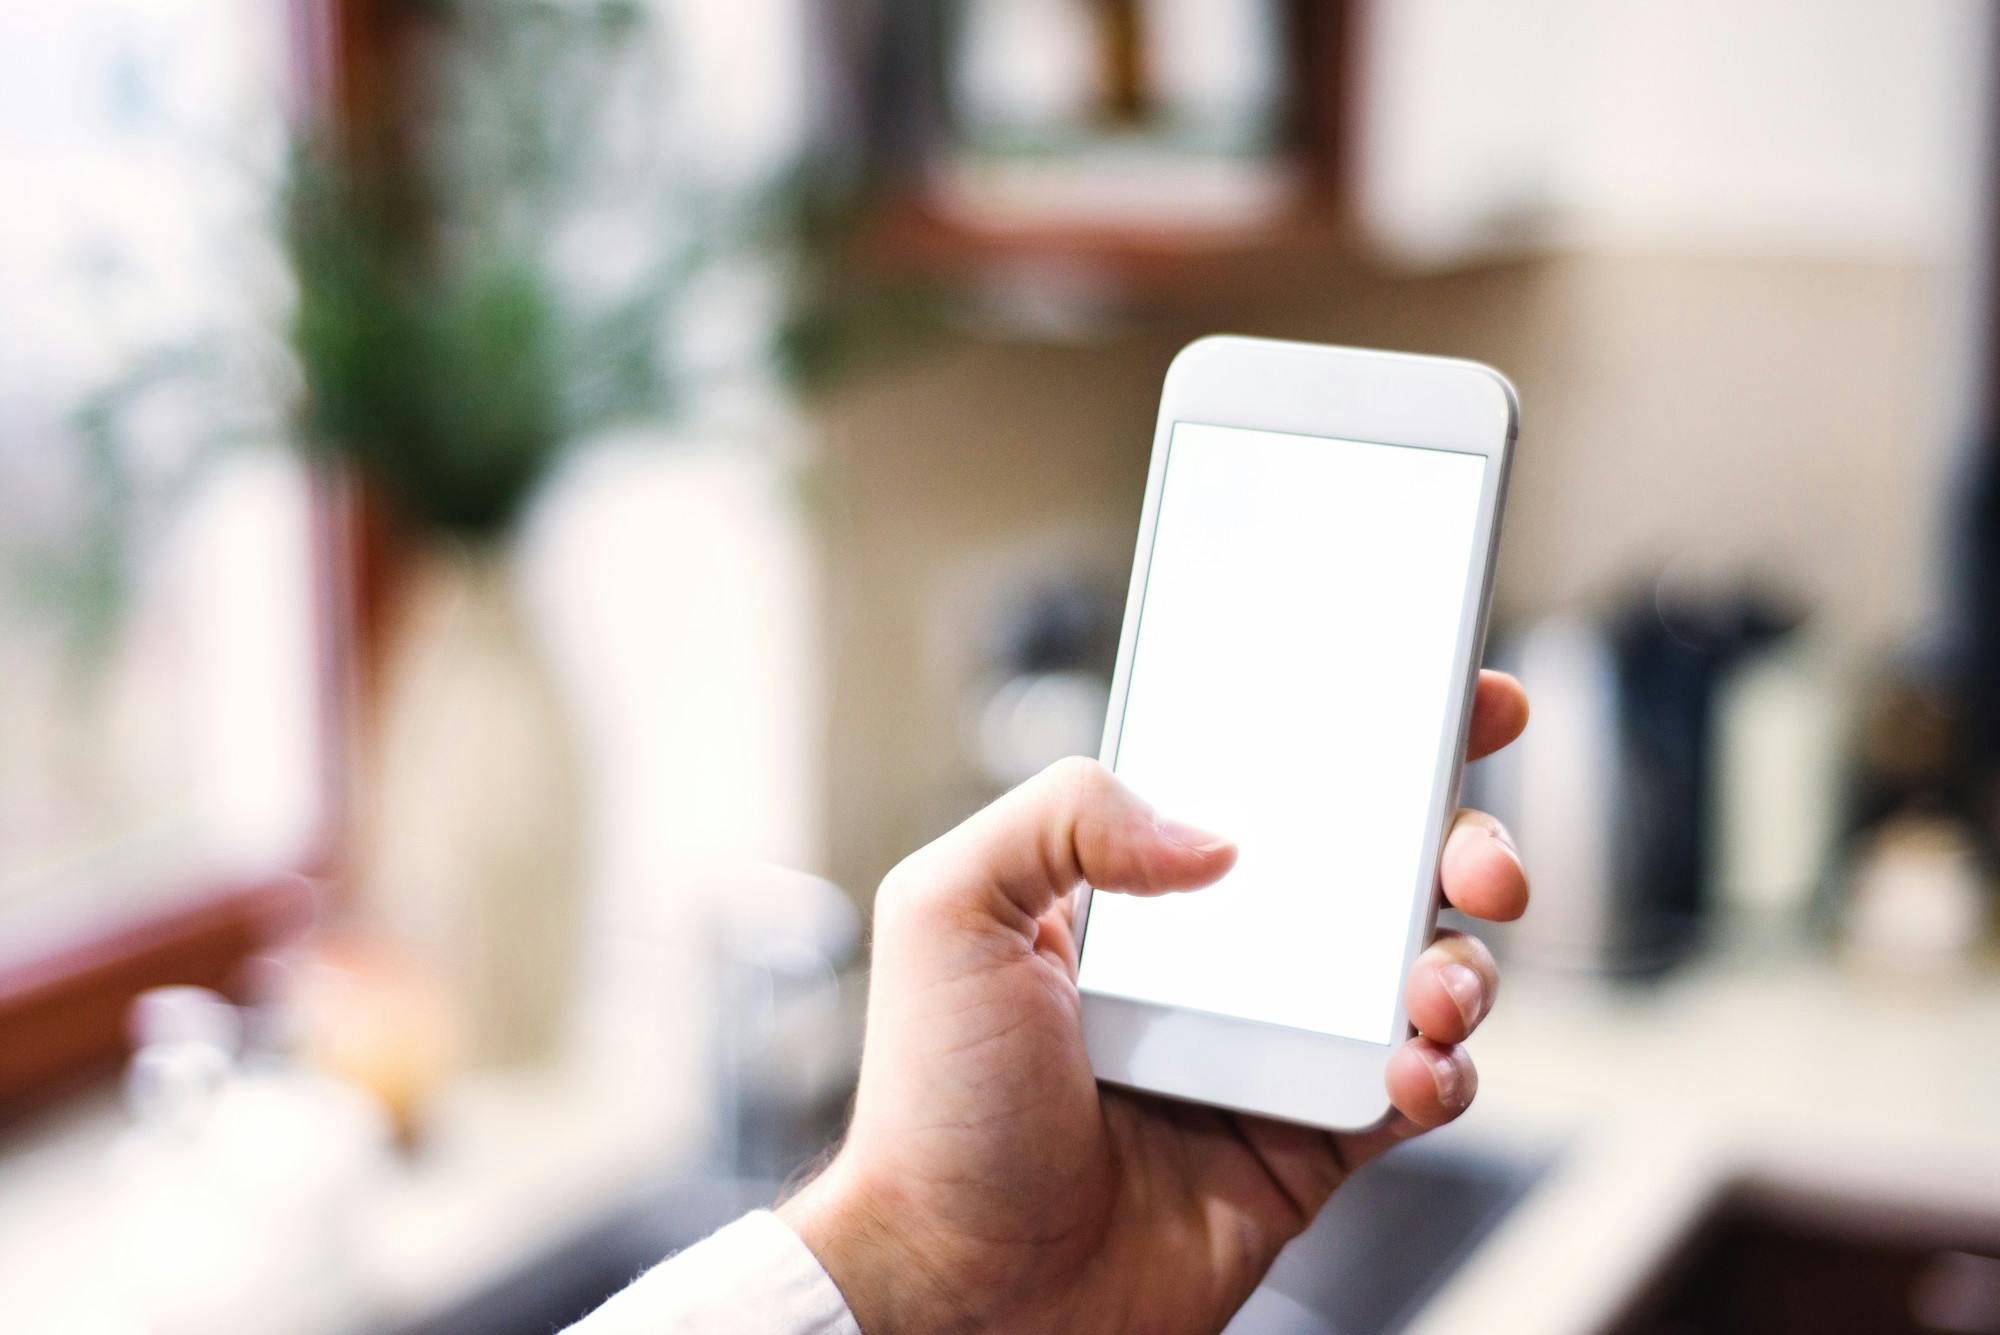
[1166,334,1519,439]
[1171,332,1496,371]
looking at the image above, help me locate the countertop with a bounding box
[2,940,1994,1333]
[1404,942,2000,1334]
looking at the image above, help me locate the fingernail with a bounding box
[1441,963,1483,1028]
[1428,1046,1462,1105]
[1486,820,1522,862]
[1155,817,1232,854]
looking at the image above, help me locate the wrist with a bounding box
[778,1154,970,1334]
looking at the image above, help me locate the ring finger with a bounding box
[1404,928,1499,1045]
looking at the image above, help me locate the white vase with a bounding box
[359,541,584,1067]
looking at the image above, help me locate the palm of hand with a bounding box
[849,884,1363,1334]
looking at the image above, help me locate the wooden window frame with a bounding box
[0,484,360,1119]
[0,0,412,1123]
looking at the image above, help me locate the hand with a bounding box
[781,672,1531,1334]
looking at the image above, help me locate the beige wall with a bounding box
[811,251,1965,901]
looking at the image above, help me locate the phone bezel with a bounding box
[1073,335,1517,1132]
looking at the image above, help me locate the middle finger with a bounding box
[1440,808,1529,923]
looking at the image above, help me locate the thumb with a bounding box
[883,757,1236,933]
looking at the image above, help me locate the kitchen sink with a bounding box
[1604,1178,2000,1335]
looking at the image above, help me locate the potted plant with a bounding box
[285,0,695,1064]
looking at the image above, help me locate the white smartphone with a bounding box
[1073,336,1516,1131]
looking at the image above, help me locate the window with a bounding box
[0,0,334,1108]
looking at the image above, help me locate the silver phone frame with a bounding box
[1073,335,1518,1131]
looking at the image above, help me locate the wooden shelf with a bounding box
[853,193,1362,300]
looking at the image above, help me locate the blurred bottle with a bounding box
[1942,15,2000,913]
[1834,664,1963,852]
[293,932,457,1149]
[1470,613,1622,973]
[1474,577,1803,975]
[1949,436,2000,878]
[1709,632,1845,930]
[1828,662,1993,975]
[100,984,391,1335]
[1843,811,1990,980]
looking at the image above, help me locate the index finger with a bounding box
[1466,670,1529,761]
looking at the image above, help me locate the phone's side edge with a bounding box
[1071,373,1183,957]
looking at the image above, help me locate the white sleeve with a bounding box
[563,1210,862,1335]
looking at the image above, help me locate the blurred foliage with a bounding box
[23,349,220,662]
[763,162,947,398]
[287,0,692,540]
[15,382,145,667]
[15,0,931,666]
[13,332,287,670]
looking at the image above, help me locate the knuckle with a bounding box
[1457,932,1499,973]
[1415,944,1453,977]
[1452,807,1502,840]
[1045,754,1112,802]
[878,847,987,930]
[1424,930,1499,989]
[875,851,936,918]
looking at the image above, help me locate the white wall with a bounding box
[1355,0,1989,264]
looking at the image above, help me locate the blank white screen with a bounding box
[1076,422,1487,1044]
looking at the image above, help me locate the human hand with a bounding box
[780,672,1531,1334]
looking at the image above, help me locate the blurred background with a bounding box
[3,1,1999,1332]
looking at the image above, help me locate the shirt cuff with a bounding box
[564,1209,861,1335]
